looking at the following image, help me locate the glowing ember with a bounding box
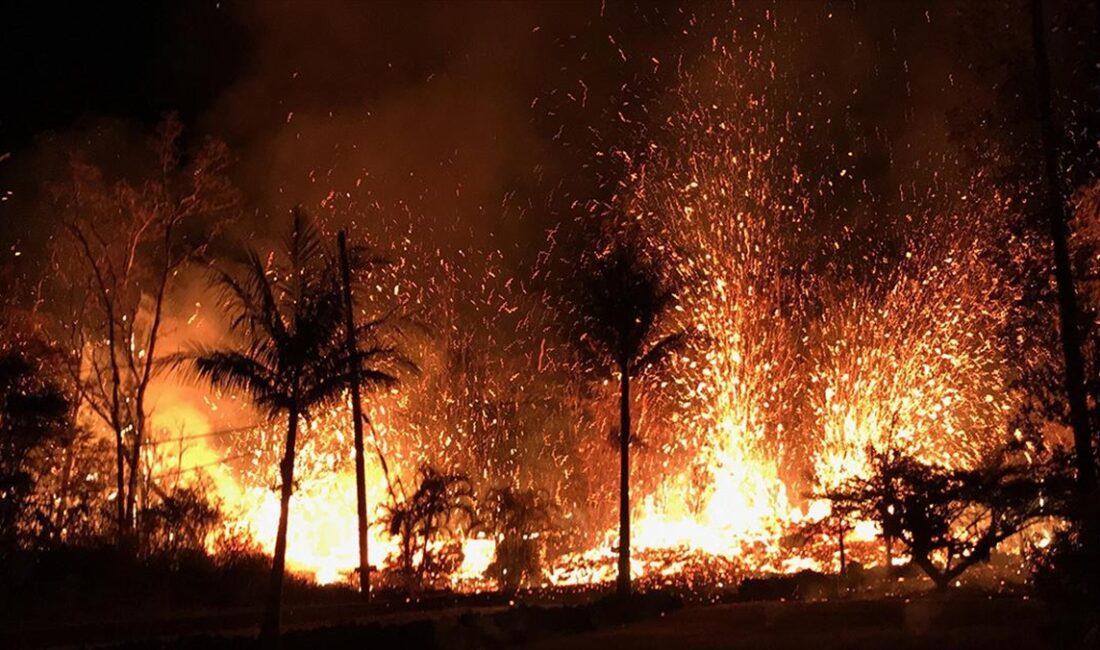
[130,29,1038,593]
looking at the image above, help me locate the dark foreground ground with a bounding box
[522,597,1053,650]
[3,592,1075,649]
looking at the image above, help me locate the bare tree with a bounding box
[53,115,237,542]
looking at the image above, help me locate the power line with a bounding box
[147,424,261,447]
[150,452,255,481]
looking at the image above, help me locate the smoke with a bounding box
[0,1,1085,581]
[200,2,591,258]
[1,2,1040,288]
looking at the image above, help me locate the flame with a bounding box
[130,39,1043,592]
[150,209,1025,590]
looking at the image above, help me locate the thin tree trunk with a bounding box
[617,363,631,597]
[125,419,143,539]
[106,321,126,541]
[884,533,893,574]
[126,227,174,531]
[125,247,171,536]
[54,443,75,542]
[338,231,371,602]
[911,553,950,591]
[67,224,129,542]
[113,423,127,540]
[368,415,401,507]
[401,524,416,590]
[260,405,300,641]
[837,522,846,593]
[1030,0,1095,495]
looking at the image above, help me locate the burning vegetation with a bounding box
[0,0,1098,644]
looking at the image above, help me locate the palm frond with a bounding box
[286,206,325,280]
[359,345,420,376]
[570,237,681,370]
[631,329,695,378]
[193,350,280,397]
[187,215,419,427]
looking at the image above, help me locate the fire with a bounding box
[809,237,1013,490]
[155,205,1026,590]
[222,466,396,584]
[130,41,1036,593]
[149,394,492,586]
[149,209,1023,590]
[532,50,1028,585]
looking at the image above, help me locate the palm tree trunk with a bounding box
[617,363,631,596]
[261,405,300,641]
[1030,0,1095,496]
[338,231,371,602]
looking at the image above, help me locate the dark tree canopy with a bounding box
[824,447,1061,589]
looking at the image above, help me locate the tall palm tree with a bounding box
[180,210,408,639]
[571,240,691,596]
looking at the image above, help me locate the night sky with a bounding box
[0,1,1098,612]
[0,2,243,151]
[0,1,1095,285]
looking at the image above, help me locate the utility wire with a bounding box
[150,452,255,481]
[146,424,261,447]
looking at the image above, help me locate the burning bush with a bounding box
[138,482,222,561]
[822,446,1060,590]
[382,465,477,591]
[479,486,555,592]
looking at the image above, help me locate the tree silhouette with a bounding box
[1029,0,1094,499]
[177,210,408,639]
[480,486,554,593]
[382,465,477,591]
[0,316,77,555]
[51,117,238,543]
[569,239,691,596]
[138,483,221,561]
[55,115,237,543]
[823,446,1058,590]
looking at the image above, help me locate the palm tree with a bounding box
[570,240,691,596]
[337,229,419,600]
[180,210,408,639]
[382,465,477,590]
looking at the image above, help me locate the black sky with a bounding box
[0,1,245,152]
[0,1,1095,287]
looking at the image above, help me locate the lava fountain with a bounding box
[153,41,1028,590]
